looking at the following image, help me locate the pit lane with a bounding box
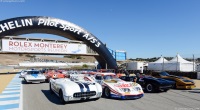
[22,82,200,110]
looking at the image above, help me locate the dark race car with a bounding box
[152,71,196,89]
[118,73,175,93]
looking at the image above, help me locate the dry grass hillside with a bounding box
[0,54,96,66]
[0,54,29,65]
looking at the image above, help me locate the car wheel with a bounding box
[49,83,53,94]
[59,90,66,104]
[145,83,155,93]
[104,87,111,98]
[45,78,49,83]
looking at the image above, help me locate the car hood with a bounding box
[104,80,144,95]
[144,76,175,85]
[56,79,101,95]
[166,75,194,83]
[26,74,45,79]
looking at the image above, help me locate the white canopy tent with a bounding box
[148,54,195,72]
[148,56,169,71]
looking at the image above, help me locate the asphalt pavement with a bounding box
[23,82,200,110]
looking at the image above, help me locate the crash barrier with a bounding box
[0,72,19,75]
[124,70,198,79]
[0,69,22,74]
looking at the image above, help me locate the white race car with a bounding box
[49,74,102,104]
[24,70,46,83]
[92,72,144,99]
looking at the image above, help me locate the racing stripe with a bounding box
[31,74,38,78]
[82,83,90,92]
[75,82,84,92]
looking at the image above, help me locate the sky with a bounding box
[0,0,200,59]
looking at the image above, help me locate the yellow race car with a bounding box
[152,71,196,89]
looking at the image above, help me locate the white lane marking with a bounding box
[19,78,23,110]
[2,90,20,93]
[0,100,19,105]
[6,84,21,87]
[8,82,20,86]
[0,94,20,98]
[5,87,21,90]
[6,108,20,110]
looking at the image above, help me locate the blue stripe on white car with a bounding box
[0,74,22,110]
[75,82,84,92]
[31,74,38,78]
[82,83,90,92]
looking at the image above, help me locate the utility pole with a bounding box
[162,55,164,71]
[176,54,178,72]
[193,54,195,72]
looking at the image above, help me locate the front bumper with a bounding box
[26,78,46,83]
[177,85,196,89]
[111,93,144,99]
[63,92,102,102]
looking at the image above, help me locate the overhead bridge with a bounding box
[0,16,118,69]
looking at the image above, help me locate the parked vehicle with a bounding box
[45,70,66,82]
[151,71,196,89]
[134,73,175,93]
[24,69,46,83]
[49,74,102,104]
[92,72,144,99]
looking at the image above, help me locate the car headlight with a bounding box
[135,87,141,91]
[97,92,102,97]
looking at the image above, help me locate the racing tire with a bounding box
[59,90,66,104]
[45,78,49,83]
[49,83,53,94]
[145,83,155,93]
[104,87,111,98]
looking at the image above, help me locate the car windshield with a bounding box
[160,72,169,76]
[27,71,40,74]
[103,75,119,80]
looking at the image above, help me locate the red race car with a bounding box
[45,70,66,82]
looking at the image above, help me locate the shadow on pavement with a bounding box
[41,90,98,105]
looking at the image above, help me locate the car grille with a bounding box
[73,91,96,98]
[28,80,44,82]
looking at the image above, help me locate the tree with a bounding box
[82,64,88,69]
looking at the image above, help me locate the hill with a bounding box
[0,54,96,66]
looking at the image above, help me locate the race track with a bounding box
[23,82,200,110]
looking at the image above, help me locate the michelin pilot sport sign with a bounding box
[0,17,100,48]
[0,16,117,69]
[2,39,87,54]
